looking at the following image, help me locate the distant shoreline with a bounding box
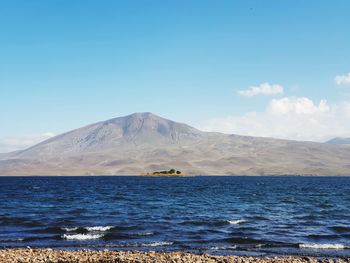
[0,249,348,263]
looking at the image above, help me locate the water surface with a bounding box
[1,176,350,257]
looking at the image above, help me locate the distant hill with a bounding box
[1,112,350,176]
[326,137,350,145]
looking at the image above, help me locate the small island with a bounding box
[145,168,183,176]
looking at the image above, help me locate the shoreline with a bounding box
[0,249,349,263]
[1,174,350,177]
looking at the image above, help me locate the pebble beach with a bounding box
[1,249,350,263]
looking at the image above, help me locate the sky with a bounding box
[0,0,350,152]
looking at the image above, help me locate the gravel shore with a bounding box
[1,249,350,263]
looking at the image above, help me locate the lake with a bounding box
[1,176,350,258]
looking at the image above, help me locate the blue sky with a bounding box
[1,0,350,152]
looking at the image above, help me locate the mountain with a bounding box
[1,112,350,176]
[326,137,350,145]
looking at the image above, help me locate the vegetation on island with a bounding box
[145,169,182,176]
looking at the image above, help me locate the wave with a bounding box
[299,243,347,249]
[140,241,173,247]
[108,241,174,247]
[62,234,104,240]
[228,220,246,225]
[61,226,114,232]
[84,231,156,240]
[210,245,237,250]
[223,237,290,248]
[85,226,114,232]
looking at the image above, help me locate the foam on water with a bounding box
[299,243,347,249]
[210,245,237,250]
[85,226,114,231]
[228,220,246,225]
[62,226,114,232]
[112,241,174,247]
[62,234,104,240]
[140,241,174,247]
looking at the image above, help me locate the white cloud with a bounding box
[335,73,350,85]
[238,83,284,97]
[0,132,55,153]
[268,97,330,115]
[199,97,350,142]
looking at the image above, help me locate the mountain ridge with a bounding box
[1,112,350,176]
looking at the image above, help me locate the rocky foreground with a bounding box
[1,249,350,263]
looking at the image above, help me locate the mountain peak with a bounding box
[12,112,204,159]
[128,112,155,118]
[106,112,202,141]
[108,112,166,124]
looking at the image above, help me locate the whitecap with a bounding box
[210,245,237,250]
[85,226,114,232]
[114,241,173,247]
[299,243,346,249]
[228,220,246,225]
[62,234,103,240]
[140,241,173,247]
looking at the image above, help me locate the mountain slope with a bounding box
[14,112,205,159]
[1,112,350,176]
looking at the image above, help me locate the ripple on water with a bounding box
[1,176,350,257]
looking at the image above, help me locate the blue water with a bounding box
[1,176,350,257]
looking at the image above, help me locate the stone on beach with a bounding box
[0,249,350,263]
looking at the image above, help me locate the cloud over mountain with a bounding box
[268,97,330,115]
[201,97,350,142]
